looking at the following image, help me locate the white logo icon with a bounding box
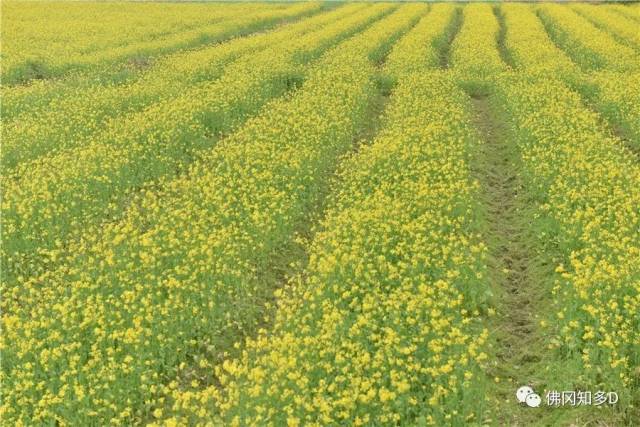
[517,385,541,407]
[526,392,542,407]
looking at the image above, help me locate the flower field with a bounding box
[1,2,639,426]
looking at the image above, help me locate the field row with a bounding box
[1,2,322,85]
[2,2,639,425]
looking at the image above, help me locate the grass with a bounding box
[469,91,543,425]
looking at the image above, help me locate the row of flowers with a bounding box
[1,2,320,85]
[1,4,393,288]
[1,5,426,425]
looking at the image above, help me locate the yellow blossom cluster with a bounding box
[610,4,640,22]
[500,4,577,78]
[501,4,639,151]
[165,15,495,425]
[2,4,370,170]
[1,3,392,287]
[1,4,426,425]
[584,71,640,144]
[495,74,640,406]
[383,4,455,78]
[571,4,640,49]
[3,3,639,425]
[537,4,639,72]
[205,73,492,426]
[1,2,320,84]
[451,4,508,81]
[494,5,639,412]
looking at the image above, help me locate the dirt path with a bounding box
[493,5,515,69]
[469,93,549,425]
[438,7,463,69]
